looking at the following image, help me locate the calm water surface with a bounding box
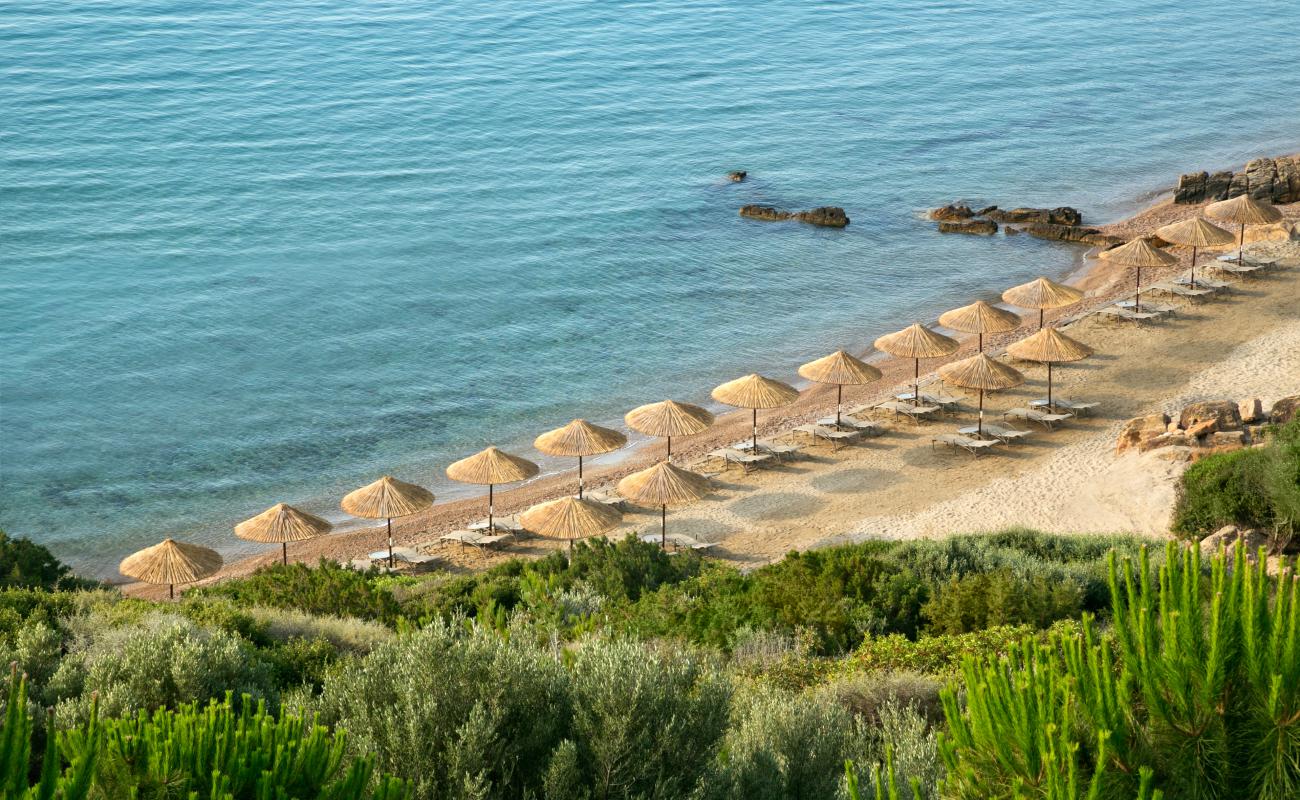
[2,0,1298,573]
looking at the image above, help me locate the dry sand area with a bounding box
[128,200,1299,597]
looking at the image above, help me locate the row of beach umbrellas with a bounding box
[120,194,1284,595]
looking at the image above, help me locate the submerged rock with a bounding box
[727,170,747,182]
[985,206,1082,226]
[740,204,850,227]
[938,219,997,235]
[1020,222,1122,247]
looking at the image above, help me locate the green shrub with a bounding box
[703,685,863,800]
[920,569,1084,635]
[1,668,97,800]
[1173,419,1300,541]
[939,543,1300,799]
[0,532,96,592]
[196,560,405,625]
[48,613,278,727]
[313,620,571,800]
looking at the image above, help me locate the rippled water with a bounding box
[2,0,1298,573]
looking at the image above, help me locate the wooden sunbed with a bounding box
[1028,398,1099,416]
[1003,407,1073,430]
[440,530,510,550]
[958,423,1031,444]
[818,415,882,435]
[1146,282,1213,300]
[931,433,999,457]
[874,400,941,424]
[1096,306,1164,324]
[706,448,773,473]
[792,424,859,451]
[638,533,719,553]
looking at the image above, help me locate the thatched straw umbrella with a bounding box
[1002,277,1084,329]
[1205,193,1283,266]
[1155,217,1234,288]
[939,301,1021,352]
[1006,327,1093,408]
[711,374,800,453]
[446,447,539,534]
[534,419,626,498]
[235,502,332,565]
[937,354,1024,436]
[624,400,714,462]
[120,538,222,600]
[873,324,959,407]
[617,460,711,548]
[1098,237,1176,312]
[341,476,435,568]
[518,496,621,552]
[798,350,882,424]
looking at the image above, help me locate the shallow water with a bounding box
[2,0,1298,573]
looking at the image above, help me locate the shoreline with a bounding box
[107,172,1298,594]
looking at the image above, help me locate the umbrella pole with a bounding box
[837,384,843,425]
[1047,362,1054,408]
[666,435,672,463]
[978,389,984,437]
[1238,223,1245,266]
[387,517,394,569]
[282,542,288,566]
[978,332,983,353]
[661,504,667,549]
[752,408,758,452]
[578,455,584,499]
[488,484,494,533]
[169,583,174,600]
[1134,267,1141,313]
[1190,245,1198,289]
[914,359,920,408]
[1039,308,1045,330]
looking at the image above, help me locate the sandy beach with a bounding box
[124,193,1300,598]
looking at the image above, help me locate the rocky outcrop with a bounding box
[1179,400,1242,433]
[740,205,850,227]
[984,206,1082,226]
[1173,155,1300,205]
[938,219,998,235]
[1271,395,1300,426]
[930,204,974,221]
[1021,222,1124,248]
[727,171,747,182]
[1199,525,1270,560]
[1116,413,1171,455]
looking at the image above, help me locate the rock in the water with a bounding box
[1175,171,1208,204]
[727,170,747,182]
[931,204,975,221]
[1180,400,1242,432]
[975,205,999,216]
[794,207,850,227]
[938,219,998,235]
[740,204,849,227]
[985,207,1082,226]
[1020,222,1121,247]
[1270,395,1300,426]
[1117,413,1171,454]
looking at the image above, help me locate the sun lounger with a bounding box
[1003,407,1073,430]
[585,489,626,509]
[707,448,773,473]
[1116,300,1175,315]
[958,423,1031,444]
[818,415,882,435]
[440,530,510,549]
[639,532,719,553]
[1028,398,1098,416]
[757,440,802,461]
[792,424,859,450]
[1146,282,1213,300]
[1210,262,1266,275]
[1217,252,1276,267]
[1174,275,1231,291]
[1096,306,1163,324]
[931,433,999,457]
[468,515,524,534]
[874,400,941,424]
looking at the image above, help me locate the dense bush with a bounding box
[1173,419,1300,541]
[940,543,1299,799]
[1,669,409,799]
[0,531,97,592]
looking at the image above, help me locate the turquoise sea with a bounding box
[2,0,1298,574]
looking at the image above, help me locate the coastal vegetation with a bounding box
[4,526,1299,797]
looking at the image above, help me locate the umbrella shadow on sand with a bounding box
[809,467,899,494]
[728,491,826,521]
